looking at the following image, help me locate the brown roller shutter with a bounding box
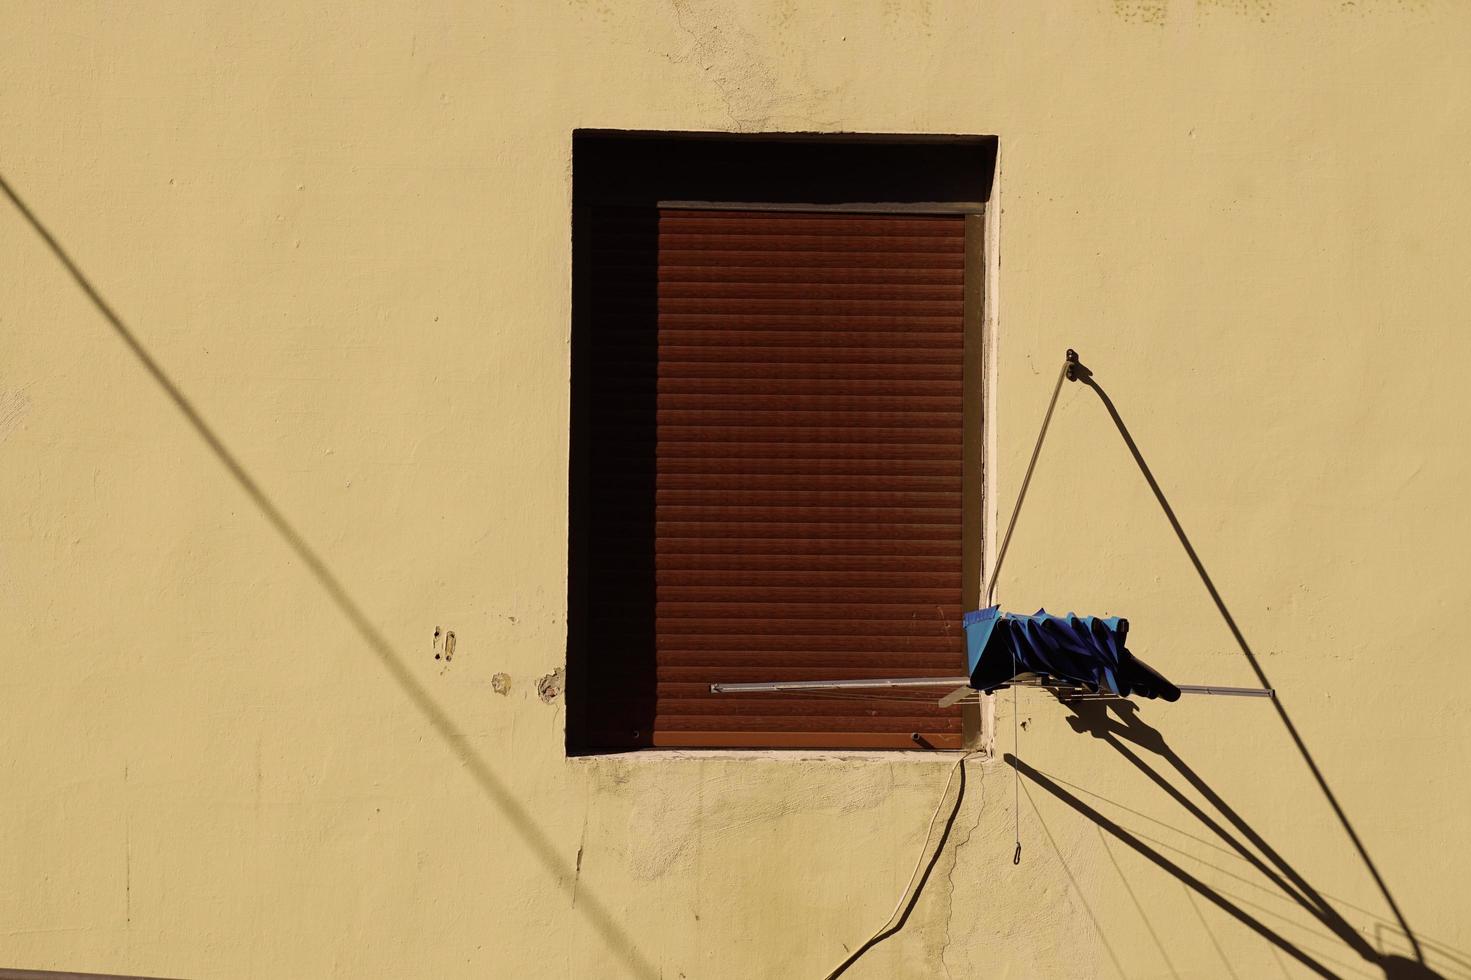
[577,207,970,750]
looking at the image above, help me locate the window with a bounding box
[567,133,996,752]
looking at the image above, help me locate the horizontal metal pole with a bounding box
[710,676,969,694]
[711,677,1275,699]
[1176,684,1275,698]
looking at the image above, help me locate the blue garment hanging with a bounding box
[963,605,1180,701]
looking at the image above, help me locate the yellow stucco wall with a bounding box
[4,3,1470,977]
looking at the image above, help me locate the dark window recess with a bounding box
[568,132,994,752]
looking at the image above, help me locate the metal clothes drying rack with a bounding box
[710,675,1274,704]
[708,349,1276,711]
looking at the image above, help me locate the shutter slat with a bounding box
[652,554,961,573]
[655,394,963,413]
[654,249,965,270]
[646,732,965,749]
[657,281,962,300]
[651,458,963,478]
[655,569,961,588]
[656,425,962,444]
[625,377,964,397]
[653,475,962,493]
[654,213,967,235]
[654,601,963,620]
[649,537,961,556]
[651,442,961,461]
[655,490,963,508]
[653,313,961,329]
[656,586,962,603]
[652,618,959,638]
[652,521,960,540]
[659,632,964,647]
[658,653,964,670]
[657,232,964,253]
[654,361,962,381]
[655,265,964,285]
[634,328,964,345]
[656,299,964,316]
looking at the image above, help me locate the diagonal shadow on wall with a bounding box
[0,173,659,980]
[1068,358,1430,969]
[1010,697,1444,979]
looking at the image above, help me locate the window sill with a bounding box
[566,746,990,764]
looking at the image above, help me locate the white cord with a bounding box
[824,751,975,979]
[1012,681,1022,864]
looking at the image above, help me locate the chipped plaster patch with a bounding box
[666,0,838,130]
[492,672,512,696]
[536,667,565,703]
[607,761,902,880]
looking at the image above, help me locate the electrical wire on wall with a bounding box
[823,751,977,980]
[825,353,1073,979]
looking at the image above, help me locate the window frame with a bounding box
[566,133,998,755]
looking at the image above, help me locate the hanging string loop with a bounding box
[985,349,1080,866]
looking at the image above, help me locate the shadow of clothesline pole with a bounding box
[0,172,658,980]
[1070,358,1424,965]
[1066,702,1347,943]
[1009,752,1347,980]
[1060,700,1443,978]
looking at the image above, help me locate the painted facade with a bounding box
[3,3,1468,977]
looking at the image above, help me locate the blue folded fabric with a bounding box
[963,605,1179,701]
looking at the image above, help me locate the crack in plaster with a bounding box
[665,0,837,131]
[938,762,985,977]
